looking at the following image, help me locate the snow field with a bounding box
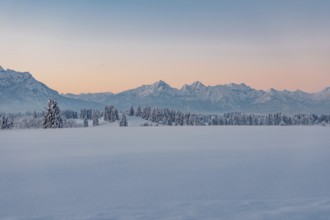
[1,126,330,219]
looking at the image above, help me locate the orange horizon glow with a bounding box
[1,61,328,94]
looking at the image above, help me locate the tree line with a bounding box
[0,99,329,130]
[134,106,330,126]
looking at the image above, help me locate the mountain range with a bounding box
[0,66,329,114]
[0,66,102,113]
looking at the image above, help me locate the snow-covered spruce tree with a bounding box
[83,118,88,127]
[43,99,63,128]
[119,113,128,127]
[80,109,92,119]
[115,108,119,121]
[129,106,135,116]
[135,105,142,117]
[142,106,151,120]
[104,105,118,122]
[92,113,99,126]
[62,110,78,119]
[33,111,38,119]
[0,116,13,129]
[104,105,112,121]
[110,108,117,122]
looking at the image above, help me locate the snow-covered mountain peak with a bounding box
[6,69,32,78]
[181,84,189,91]
[314,86,330,101]
[0,65,4,72]
[181,81,207,92]
[0,69,35,88]
[1,65,330,114]
[266,88,277,94]
[133,80,178,97]
[190,81,206,90]
[0,68,57,95]
[321,87,330,93]
[226,83,251,90]
[151,80,171,90]
[0,67,104,112]
[146,80,173,91]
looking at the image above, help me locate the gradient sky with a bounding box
[0,0,329,94]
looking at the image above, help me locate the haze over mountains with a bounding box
[0,66,329,114]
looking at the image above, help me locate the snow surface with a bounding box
[1,126,330,219]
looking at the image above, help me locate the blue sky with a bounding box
[0,0,329,93]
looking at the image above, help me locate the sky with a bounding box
[0,0,329,94]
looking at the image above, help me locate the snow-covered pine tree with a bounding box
[0,116,13,129]
[33,111,38,119]
[43,99,63,128]
[104,105,112,121]
[92,112,99,126]
[83,118,88,127]
[129,106,135,116]
[80,109,92,119]
[62,110,78,119]
[104,105,119,122]
[115,108,119,121]
[135,105,142,117]
[119,113,128,127]
[110,108,117,122]
[142,106,151,120]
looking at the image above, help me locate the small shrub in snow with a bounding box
[141,122,150,127]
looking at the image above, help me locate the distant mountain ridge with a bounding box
[0,66,102,112]
[85,80,328,113]
[0,66,329,113]
[65,92,113,103]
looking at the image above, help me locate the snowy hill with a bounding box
[0,66,102,112]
